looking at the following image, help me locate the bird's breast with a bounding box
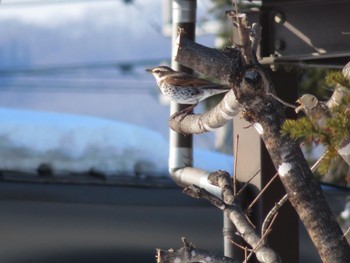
[158,82,201,104]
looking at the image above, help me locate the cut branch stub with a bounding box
[174,34,243,85]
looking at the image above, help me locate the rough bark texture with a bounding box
[174,32,350,262]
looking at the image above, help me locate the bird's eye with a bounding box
[154,70,160,73]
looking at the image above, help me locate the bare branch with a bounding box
[247,220,276,262]
[208,170,235,205]
[261,196,288,244]
[267,92,297,109]
[343,226,350,239]
[233,134,239,196]
[185,181,281,263]
[169,90,241,134]
[261,150,328,244]
[250,23,262,56]
[248,173,279,212]
[184,184,226,210]
[225,207,281,263]
[174,34,243,83]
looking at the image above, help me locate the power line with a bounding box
[0,58,170,76]
[1,0,130,7]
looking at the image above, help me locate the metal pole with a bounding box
[168,1,222,196]
[169,1,236,260]
[169,0,196,173]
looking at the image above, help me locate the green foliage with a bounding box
[326,71,350,88]
[327,93,350,147]
[281,117,319,142]
[282,70,350,179]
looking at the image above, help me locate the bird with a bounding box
[146,66,230,118]
[295,94,332,129]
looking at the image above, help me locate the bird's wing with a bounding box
[167,73,229,90]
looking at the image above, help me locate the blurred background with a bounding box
[0,1,349,263]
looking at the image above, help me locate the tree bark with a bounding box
[174,32,350,262]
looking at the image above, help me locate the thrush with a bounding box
[146,66,230,118]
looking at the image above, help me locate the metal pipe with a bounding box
[169,1,222,197]
[169,1,233,260]
[169,0,195,175]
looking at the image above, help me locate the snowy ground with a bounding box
[0,108,233,177]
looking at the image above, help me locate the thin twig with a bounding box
[311,151,328,172]
[247,173,279,212]
[246,218,276,262]
[266,212,279,236]
[244,246,248,263]
[259,151,328,243]
[236,169,260,197]
[230,239,252,252]
[343,226,350,239]
[248,147,327,212]
[267,92,297,109]
[261,196,287,242]
[234,134,239,196]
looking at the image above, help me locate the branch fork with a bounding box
[168,8,350,263]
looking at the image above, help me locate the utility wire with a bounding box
[0,58,170,76]
[1,0,128,6]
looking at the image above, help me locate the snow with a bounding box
[0,108,233,177]
[278,162,292,177]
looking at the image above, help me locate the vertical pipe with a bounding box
[223,213,237,259]
[169,0,196,173]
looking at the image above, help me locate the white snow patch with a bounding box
[0,108,234,176]
[253,123,264,135]
[174,258,181,263]
[191,250,196,257]
[0,108,168,176]
[278,162,292,177]
[205,256,212,261]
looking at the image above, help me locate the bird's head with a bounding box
[146,66,175,81]
[295,94,318,113]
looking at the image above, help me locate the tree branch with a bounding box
[184,184,281,263]
[174,13,350,263]
[169,89,240,134]
[174,35,243,84]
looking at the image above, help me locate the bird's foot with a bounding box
[170,104,196,121]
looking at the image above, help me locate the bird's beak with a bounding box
[145,68,153,73]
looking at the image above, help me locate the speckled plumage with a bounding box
[146,66,230,106]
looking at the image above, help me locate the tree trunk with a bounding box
[174,33,350,262]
